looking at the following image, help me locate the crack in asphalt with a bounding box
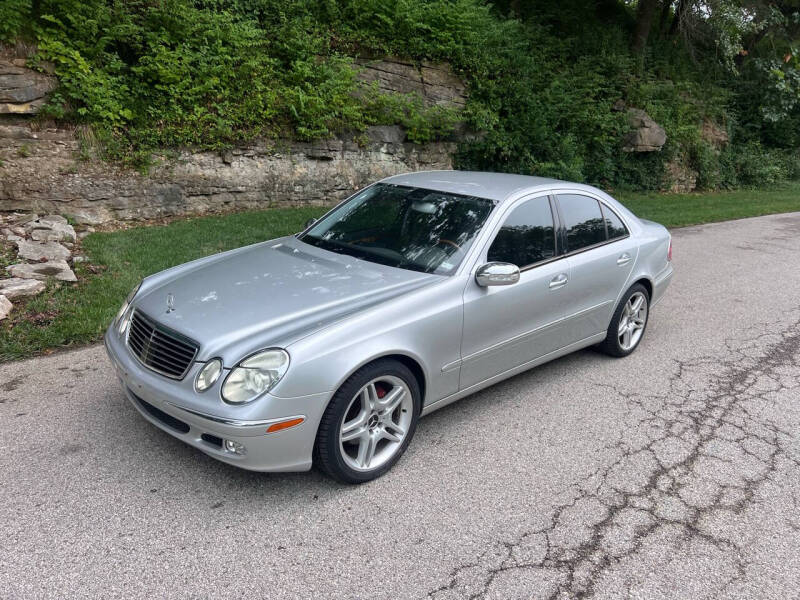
[428,312,800,599]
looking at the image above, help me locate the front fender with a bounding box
[272,276,467,406]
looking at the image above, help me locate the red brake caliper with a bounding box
[374,383,388,399]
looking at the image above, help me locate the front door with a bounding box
[460,195,570,390]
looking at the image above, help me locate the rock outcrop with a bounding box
[0,59,57,115]
[701,119,728,149]
[0,124,457,224]
[666,159,698,193]
[15,238,71,262]
[0,294,11,320]
[0,277,46,299]
[622,108,667,152]
[0,51,467,225]
[355,58,467,108]
[0,212,79,318]
[26,215,77,242]
[7,260,76,282]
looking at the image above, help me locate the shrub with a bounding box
[0,0,30,42]
[3,0,797,189]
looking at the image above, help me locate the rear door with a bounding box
[555,193,638,343]
[460,195,570,389]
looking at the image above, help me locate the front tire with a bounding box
[314,359,421,484]
[599,283,650,357]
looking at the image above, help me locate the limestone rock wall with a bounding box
[0,55,464,224]
[0,59,56,115]
[0,123,455,224]
[355,58,467,108]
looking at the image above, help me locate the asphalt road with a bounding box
[2,212,800,599]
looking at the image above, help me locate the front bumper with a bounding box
[104,327,330,472]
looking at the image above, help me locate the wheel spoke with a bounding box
[618,319,628,335]
[342,407,367,432]
[357,433,377,468]
[377,386,404,413]
[384,420,406,439]
[362,383,379,412]
[622,328,632,348]
[381,426,403,444]
[341,420,368,443]
[631,296,644,314]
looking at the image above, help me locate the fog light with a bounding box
[224,439,246,455]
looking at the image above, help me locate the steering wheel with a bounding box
[436,238,462,251]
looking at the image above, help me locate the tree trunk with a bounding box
[632,0,660,54]
[668,0,690,37]
[658,0,673,36]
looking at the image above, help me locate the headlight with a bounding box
[221,349,290,404]
[115,281,141,334]
[195,358,223,392]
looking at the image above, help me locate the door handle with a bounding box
[549,273,568,289]
[616,253,631,266]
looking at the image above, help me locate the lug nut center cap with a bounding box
[368,414,379,429]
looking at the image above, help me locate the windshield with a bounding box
[298,183,495,275]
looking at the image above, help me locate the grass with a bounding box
[0,206,323,361]
[2,183,799,362]
[615,181,800,228]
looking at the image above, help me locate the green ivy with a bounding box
[4,0,798,188]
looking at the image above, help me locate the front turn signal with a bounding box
[266,417,305,434]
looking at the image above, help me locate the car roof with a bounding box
[379,170,566,202]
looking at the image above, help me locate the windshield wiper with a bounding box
[302,236,401,267]
[302,236,440,274]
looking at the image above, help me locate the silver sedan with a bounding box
[105,171,673,483]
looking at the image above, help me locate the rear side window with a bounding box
[602,205,628,239]
[558,194,606,251]
[488,196,555,267]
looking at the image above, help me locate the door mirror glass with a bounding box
[475,262,520,287]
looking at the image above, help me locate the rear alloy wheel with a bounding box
[315,360,420,483]
[600,284,650,357]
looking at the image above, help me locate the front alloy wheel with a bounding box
[339,376,413,472]
[315,359,420,483]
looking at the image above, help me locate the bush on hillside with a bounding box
[1,0,798,189]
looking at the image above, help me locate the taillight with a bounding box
[667,239,672,262]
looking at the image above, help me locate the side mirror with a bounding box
[304,217,317,229]
[475,262,520,287]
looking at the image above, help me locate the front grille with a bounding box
[127,310,199,380]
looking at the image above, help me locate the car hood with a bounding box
[133,236,439,362]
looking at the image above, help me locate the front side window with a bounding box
[299,183,495,275]
[487,196,555,267]
[558,194,606,252]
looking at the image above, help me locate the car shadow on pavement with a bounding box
[100,345,613,503]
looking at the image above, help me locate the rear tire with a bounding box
[599,283,650,358]
[314,359,421,484]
